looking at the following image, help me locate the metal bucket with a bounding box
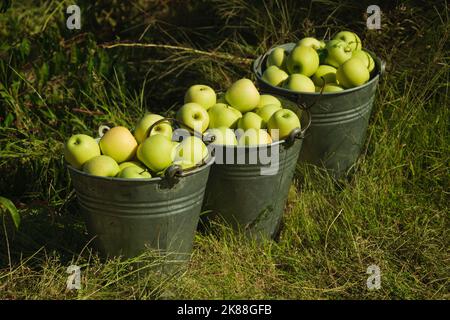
[68,157,213,262]
[253,43,385,177]
[203,100,310,240]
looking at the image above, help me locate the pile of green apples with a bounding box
[64,79,301,179]
[64,115,209,179]
[177,79,301,146]
[261,30,376,93]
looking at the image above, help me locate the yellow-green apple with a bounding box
[333,31,362,52]
[99,126,138,163]
[238,129,272,146]
[83,155,120,177]
[225,78,260,113]
[137,134,174,172]
[207,103,242,129]
[352,50,375,73]
[312,65,337,86]
[267,109,301,141]
[184,84,217,110]
[118,161,146,171]
[238,112,265,130]
[172,159,196,170]
[325,83,344,92]
[205,127,237,145]
[262,66,289,87]
[134,113,172,144]
[64,134,101,169]
[256,104,282,124]
[117,166,152,179]
[336,57,370,89]
[173,136,208,166]
[316,83,344,93]
[283,74,316,93]
[256,94,281,109]
[286,45,319,76]
[297,37,325,50]
[324,39,353,67]
[266,47,287,69]
[176,102,210,132]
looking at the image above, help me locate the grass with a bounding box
[0,0,449,299]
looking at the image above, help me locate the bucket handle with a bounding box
[380,59,386,77]
[97,125,110,138]
[283,105,312,147]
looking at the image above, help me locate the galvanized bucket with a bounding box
[253,43,385,177]
[68,148,213,262]
[202,100,311,240]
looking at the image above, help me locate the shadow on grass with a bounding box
[0,198,92,268]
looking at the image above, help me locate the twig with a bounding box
[72,108,104,116]
[99,42,254,65]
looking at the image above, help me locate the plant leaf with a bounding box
[0,196,20,229]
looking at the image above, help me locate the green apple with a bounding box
[238,129,272,146]
[261,66,289,87]
[225,78,260,113]
[296,37,325,50]
[333,31,362,52]
[352,50,375,73]
[99,126,138,163]
[172,159,196,170]
[266,47,287,69]
[238,112,265,130]
[117,166,152,179]
[184,84,217,110]
[324,39,353,67]
[134,113,172,144]
[64,134,101,169]
[256,94,281,109]
[208,103,242,129]
[173,136,208,166]
[83,155,120,177]
[205,127,237,145]
[311,65,337,86]
[316,83,344,93]
[336,57,370,89]
[176,102,210,133]
[118,161,146,171]
[267,109,301,141]
[283,74,316,93]
[256,104,282,124]
[137,134,174,172]
[286,45,319,76]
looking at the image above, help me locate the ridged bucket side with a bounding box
[203,139,302,240]
[68,162,212,260]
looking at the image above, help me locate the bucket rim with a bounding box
[253,42,383,96]
[66,155,215,183]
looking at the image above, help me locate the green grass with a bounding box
[0,0,449,299]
